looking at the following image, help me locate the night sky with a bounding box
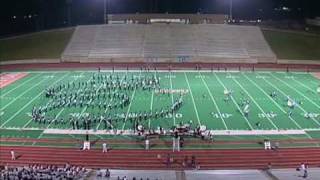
[1,0,319,36]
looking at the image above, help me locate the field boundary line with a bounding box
[0,74,40,98]
[213,73,254,130]
[232,73,278,130]
[270,73,320,109]
[184,72,201,126]
[41,128,306,135]
[199,72,228,130]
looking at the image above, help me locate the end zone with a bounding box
[312,72,320,80]
[0,73,28,89]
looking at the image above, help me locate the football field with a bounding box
[1,70,320,143]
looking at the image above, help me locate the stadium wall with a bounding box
[306,17,320,27]
[0,59,60,65]
[107,14,227,24]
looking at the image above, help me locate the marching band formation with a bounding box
[31,73,186,132]
[31,72,320,136]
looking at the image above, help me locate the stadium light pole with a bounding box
[104,0,107,24]
[229,0,233,21]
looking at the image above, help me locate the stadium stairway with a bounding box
[1,146,320,170]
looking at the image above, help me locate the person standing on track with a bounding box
[10,150,16,160]
[145,137,150,150]
[102,142,108,153]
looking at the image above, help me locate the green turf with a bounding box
[1,70,320,149]
[0,28,74,61]
[263,30,320,60]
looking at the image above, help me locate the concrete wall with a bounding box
[107,14,227,24]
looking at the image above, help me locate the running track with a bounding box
[1,146,320,169]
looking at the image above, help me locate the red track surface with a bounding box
[1,137,320,146]
[1,146,320,169]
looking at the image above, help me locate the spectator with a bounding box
[191,155,196,168]
[105,168,110,177]
[97,168,102,177]
[303,163,308,178]
[0,163,88,180]
[166,154,171,167]
[183,156,188,167]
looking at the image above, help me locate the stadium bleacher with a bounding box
[62,24,276,63]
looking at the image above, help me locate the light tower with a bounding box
[66,0,72,26]
[104,0,107,24]
[229,0,233,21]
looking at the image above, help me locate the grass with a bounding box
[263,30,320,60]
[1,70,320,150]
[0,28,74,61]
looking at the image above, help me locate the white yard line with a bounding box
[310,80,319,85]
[96,73,126,130]
[199,72,228,130]
[79,76,99,117]
[184,72,201,126]
[270,73,320,109]
[169,71,176,126]
[263,76,320,127]
[1,73,67,128]
[22,74,71,129]
[35,73,85,140]
[213,73,254,130]
[121,71,141,131]
[292,78,319,95]
[243,74,304,130]
[149,86,154,129]
[0,74,40,98]
[0,76,48,111]
[232,74,278,130]
[148,89,154,129]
